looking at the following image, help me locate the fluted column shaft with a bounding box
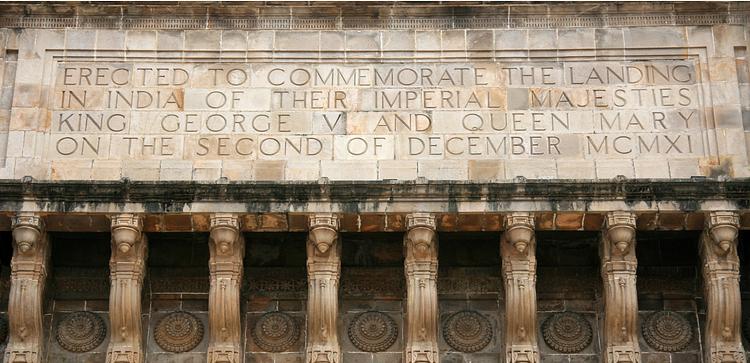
[403,213,439,363]
[501,212,538,363]
[106,214,147,363]
[700,211,746,363]
[207,214,244,363]
[600,211,640,363]
[4,213,49,363]
[306,214,341,363]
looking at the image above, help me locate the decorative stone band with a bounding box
[0,12,747,30]
[11,213,43,231]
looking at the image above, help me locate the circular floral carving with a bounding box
[442,311,493,353]
[348,311,398,352]
[0,315,7,343]
[252,312,300,352]
[56,311,106,353]
[642,311,692,352]
[542,312,593,353]
[154,311,204,353]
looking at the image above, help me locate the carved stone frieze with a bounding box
[306,214,341,363]
[641,311,692,352]
[501,212,539,363]
[154,312,204,353]
[5,213,49,363]
[106,213,147,363]
[541,312,592,354]
[347,311,398,353]
[442,311,493,353]
[56,312,107,353]
[403,213,439,363]
[600,211,640,363]
[700,211,746,363]
[207,214,244,363]
[251,312,300,353]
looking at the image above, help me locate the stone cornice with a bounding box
[0,179,748,210]
[0,2,747,30]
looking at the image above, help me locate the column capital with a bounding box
[111,213,142,231]
[605,211,636,229]
[504,212,534,229]
[209,213,240,231]
[12,212,44,231]
[406,212,436,230]
[309,213,339,231]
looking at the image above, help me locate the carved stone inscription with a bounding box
[50,61,702,164]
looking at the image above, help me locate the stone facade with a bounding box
[0,1,749,363]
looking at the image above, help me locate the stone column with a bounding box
[500,212,539,363]
[600,211,640,363]
[207,214,244,363]
[403,213,439,363]
[700,211,746,362]
[305,214,341,363]
[4,213,49,363]
[106,214,147,363]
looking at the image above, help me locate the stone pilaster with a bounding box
[700,211,746,363]
[600,211,640,363]
[500,212,539,363]
[403,213,439,363]
[4,213,49,363]
[106,214,147,363]
[207,214,244,363]
[306,214,341,363]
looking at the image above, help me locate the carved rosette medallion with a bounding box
[347,311,398,352]
[154,312,204,353]
[56,311,107,353]
[541,312,592,353]
[642,312,692,352]
[442,311,493,353]
[0,315,7,343]
[252,312,300,352]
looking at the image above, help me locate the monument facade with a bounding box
[0,1,748,362]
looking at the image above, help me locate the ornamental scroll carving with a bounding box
[251,312,300,352]
[541,312,592,354]
[641,311,692,352]
[600,211,640,363]
[56,312,107,353]
[442,311,493,353]
[347,311,398,353]
[207,214,245,363]
[154,311,204,353]
[306,214,341,363]
[5,213,49,363]
[403,213,439,363]
[700,211,746,363]
[500,212,538,363]
[106,214,147,363]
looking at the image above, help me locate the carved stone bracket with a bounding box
[306,214,341,363]
[106,214,147,363]
[600,211,640,363]
[403,213,439,363]
[5,213,49,363]
[700,211,746,363]
[500,212,539,363]
[207,214,244,363]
